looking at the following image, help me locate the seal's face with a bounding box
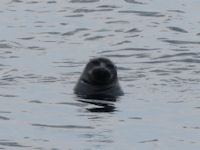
[81,58,117,86]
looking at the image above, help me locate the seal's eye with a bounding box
[106,63,115,69]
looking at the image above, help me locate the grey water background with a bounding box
[0,0,200,149]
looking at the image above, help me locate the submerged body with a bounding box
[74,57,123,100]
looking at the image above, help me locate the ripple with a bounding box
[162,77,200,85]
[62,28,89,36]
[87,105,116,113]
[23,73,40,79]
[53,60,82,68]
[73,9,95,13]
[183,126,200,130]
[70,0,99,3]
[170,48,190,52]
[150,69,170,73]
[124,0,144,4]
[167,26,188,33]
[0,44,12,49]
[105,21,129,24]
[0,41,22,49]
[98,48,160,58]
[176,58,200,63]
[167,100,184,103]
[97,5,120,8]
[98,48,159,55]
[142,60,170,64]
[118,10,165,17]
[27,1,40,4]
[0,116,10,120]
[40,32,60,35]
[117,66,132,71]
[163,40,200,45]
[145,59,200,64]
[0,94,18,97]
[73,8,113,13]
[57,102,86,107]
[47,1,56,3]
[85,35,105,41]
[121,48,160,51]
[78,99,116,113]
[0,141,29,148]
[65,14,84,17]
[139,139,159,143]
[37,76,59,83]
[129,117,142,120]
[11,0,23,3]
[154,52,198,59]
[102,54,136,58]
[29,100,43,103]
[112,40,131,46]
[125,28,141,33]
[0,111,11,114]
[0,76,18,85]
[167,10,185,13]
[95,29,111,32]
[32,124,94,129]
[27,46,45,50]
[17,37,35,40]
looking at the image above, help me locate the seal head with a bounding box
[74,57,123,100]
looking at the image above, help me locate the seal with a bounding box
[74,57,123,100]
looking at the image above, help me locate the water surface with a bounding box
[0,0,200,150]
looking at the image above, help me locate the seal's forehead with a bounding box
[89,57,113,64]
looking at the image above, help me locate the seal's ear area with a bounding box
[106,63,117,73]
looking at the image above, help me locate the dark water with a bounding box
[0,0,200,150]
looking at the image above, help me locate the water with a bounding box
[0,0,200,149]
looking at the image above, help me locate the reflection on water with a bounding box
[78,98,117,113]
[0,0,200,150]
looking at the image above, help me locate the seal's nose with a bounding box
[91,67,111,81]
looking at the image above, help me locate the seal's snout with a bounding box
[91,67,111,81]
